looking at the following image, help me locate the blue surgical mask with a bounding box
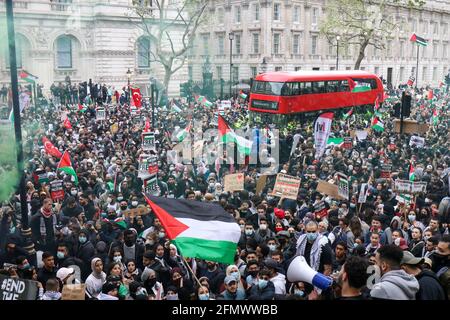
[245,229,254,236]
[79,236,87,243]
[198,293,209,301]
[9,226,15,234]
[306,232,318,242]
[158,232,166,239]
[20,263,31,270]
[408,215,416,222]
[117,197,124,201]
[294,289,304,297]
[57,251,65,259]
[166,294,178,300]
[258,279,268,289]
[268,244,277,251]
[230,271,239,280]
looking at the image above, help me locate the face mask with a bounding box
[266,196,274,201]
[306,232,318,242]
[71,190,77,196]
[57,251,65,259]
[350,203,356,208]
[423,236,430,242]
[113,256,122,262]
[132,201,138,207]
[117,197,123,201]
[9,226,15,234]
[294,289,304,297]
[248,270,258,277]
[146,278,157,288]
[230,271,240,280]
[259,224,267,231]
[258,279,268,289]
[275,227,283,233]
[20,263,31,270]
[158,232,165,239]
[79,236,87,244]
[166,294,178,300]
[408,215,416,222]
[245,229,254,236]
[198,293,209,301]
[268,244,277,251]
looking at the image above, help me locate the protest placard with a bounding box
[409,135,425,148]
[142,132,156,151]
[143,175,158,195]
[358,183,369,203]
[0,275,39,300]
[411,182,427,193]
[317,180,340,199]
[337,173,349,201]
[271,174,301,200]
[122,206,150,218]
[110,123,119,134]
[61,284,86,300]
[50,179,65,201]
[224,173,245,192]
[96,107,106,121]
[343,137,353,149]
[355,130,368,141]
[148,155,159,175]
[380,164,392,179]
[255,175,268,195]
[394,179,412,193]
[314,200,328,219]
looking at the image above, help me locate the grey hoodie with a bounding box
[370,269,420,300]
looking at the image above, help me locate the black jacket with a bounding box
[247,281,275,300]
[416,269,446,300]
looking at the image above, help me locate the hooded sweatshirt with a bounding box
[370,269,420,300]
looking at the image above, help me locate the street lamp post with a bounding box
[229,32,234,98]
[336,35,340,70]
[126,68,132,103]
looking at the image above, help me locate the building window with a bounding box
[273,3,281,21]
[293,34,300,54]
[217,8,224,24]
[235,34,241,54]
[433,42,438,58]
[137,37,151,68]
[411,66,416,76]
[235,6,241,23]
[216,66,223,79]
[273,33,281,54]
[330,66,336,71]
[400,67,405,82]
[252,33,259,54]
[433,66,437,80]
[275,66,282,71]
[218,35,224,55]
[253,3,260,21]
[433,22,438,34]
[232,66,239,82]
[312,8,319,25]
[56,35,72,68]
[293,6,300,23]
[188,66,193,80]
[374,66,380,75]
[422,21,428,34]
[443,44,448,58]
[311,35,318,55]
[422,66,427,80]
[251,66,257,77]
[411,19,417,32]
[295,66,301,71]
[202,35,209,55]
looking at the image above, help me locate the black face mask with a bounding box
[120,205,128,210]
[145,278,157,289]
[248,270,258,277]
[125,239,135,247]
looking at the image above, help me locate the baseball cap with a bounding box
[423,257,433,268]
[224,276,237,285]
[401,251,424,265]
[56,267,74,281]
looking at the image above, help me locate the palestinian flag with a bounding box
[327,137,344,147]
[409,162,415,181]
[343,108,353,120]
[371,117,384,132]
[78,104,88,113]
[431,109,438,125]
[349,79,371,92]
[410,33,428,47]
[196,95,213,107]
[63,117,72,129]
[19,70,38,84]
[239,90,248,99]
[114,217,128,230]
[218,115,252,155]
[396,193,412,205]
[144,195,241,264]
[172,101,182,113]
[57,151,78,185]
[176,122,191,142]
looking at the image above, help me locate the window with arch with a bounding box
[56,35,73,68]
[137,37,151,68]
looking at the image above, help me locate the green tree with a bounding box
[320,0,425,70]
[129,0,208,90]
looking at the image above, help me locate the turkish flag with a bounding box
[131,87,142,108]
[42,137,62,158]
[63,117,72,129]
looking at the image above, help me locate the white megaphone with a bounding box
[287,256,333,290]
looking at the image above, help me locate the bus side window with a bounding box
[339,80,349,92]
[370,79,377,89]
[327,81,338,93]
[303,82,312,94]
[281,83,290,96]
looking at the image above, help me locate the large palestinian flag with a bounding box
[144,195,241,264]
[218,115,252,155]
[57,151,78,185]
[410,33,428,47]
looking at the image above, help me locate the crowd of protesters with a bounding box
[0,77,449,301]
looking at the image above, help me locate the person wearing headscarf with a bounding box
[85,257,106,299]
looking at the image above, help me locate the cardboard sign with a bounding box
[409,135,425,148]
[96,107,106,121]
[0,275,39,300]
[142,132,156,151]
[122,206,150,218]
[314,200,328,219]
[355,130,368,141]
[380,164,392,179]
[61,284,86,300]
[336,173,349,201]
[224,173,245,193]
[358,183,369,203]
[343,137,353,149]
[394,179,412,193]
[255,175,268,195]
[271,173,301,200]
[411,182,427,193]
[317,180,340,199]
[50,179,65,201]
[394,119,429,134]
[193,140,205,159]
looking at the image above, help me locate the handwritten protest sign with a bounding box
[271,174,301,200]
[255,175,268,195]
[224,173,245,192]
[61,284,86,300]
[122,206,150,218]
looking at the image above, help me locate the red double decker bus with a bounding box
[249,71,384,124]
